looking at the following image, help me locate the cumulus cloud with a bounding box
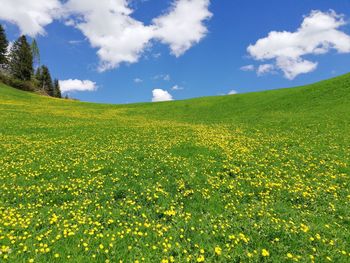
[134,78,143,83]
[152,89,173,102]
[0,0,61,37]
[275,57,317,79]
[63,0,155,71]
[64,0,212,70]
[0,0,212,71]
[153,0,212,56]
[59,79,97,93]
[247,10,350,79]
[240,65,255,71]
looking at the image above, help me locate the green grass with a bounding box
[0,73,349,262]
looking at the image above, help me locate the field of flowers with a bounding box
[0,74,349,262]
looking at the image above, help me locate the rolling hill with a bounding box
[0,74,349,262]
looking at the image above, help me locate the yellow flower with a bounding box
[287,253,293,258]
[214,246,222,255]
[301,224,309,233]
[262,249,270,257]
[54,253,60,258]
[197,255,205,262]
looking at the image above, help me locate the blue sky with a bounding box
[1,0,350,104]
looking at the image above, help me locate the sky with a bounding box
[1,0,350,104]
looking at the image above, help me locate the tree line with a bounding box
[0,24,62,98]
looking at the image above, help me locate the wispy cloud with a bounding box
[171,85,184,91]
[153,74,171,81]
[240,65,255,72]
[68,40,83,45]
[134,78,143,83]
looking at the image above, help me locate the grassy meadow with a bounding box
[0,74,350,262]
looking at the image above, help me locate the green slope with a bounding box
[0,74,349,263]
[127,73,350,124]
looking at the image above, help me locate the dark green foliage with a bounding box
[0,24,8,66]
[53,79,62,98]
[0,72,35,91]
[35,66,42,80]
[0,32,62,99]
[8,35,33,81]
[36,65,53,96]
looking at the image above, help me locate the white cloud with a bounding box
[153,0,212,56]
[63,0,212,70]
[134,78,143,83]
[63,0,155,72]
[171,85,184,90]
[59,79,97,93]
[247,10,350,79]
[0,0,61,36]
[276,57,317,79]
[228,90,238,95]
[152,89,173,102]
[257,64,276,76]
[240,65,255,71]
[0,0,212,71]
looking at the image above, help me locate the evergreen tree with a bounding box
[36,65,54,96]
[35,66,42,80]
[34,67,43,91]
[9,35,33,81]
[53,79,62,98]
[0,24,8,67]
[31,39,40,69]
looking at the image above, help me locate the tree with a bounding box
[53,79,62,98]
[9,35,33,81]
[35,66,42,80]
[36,65,53,96]
[0,24,8,67]
[31,39,40,69]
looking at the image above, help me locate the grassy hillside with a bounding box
[0,74,349,262]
